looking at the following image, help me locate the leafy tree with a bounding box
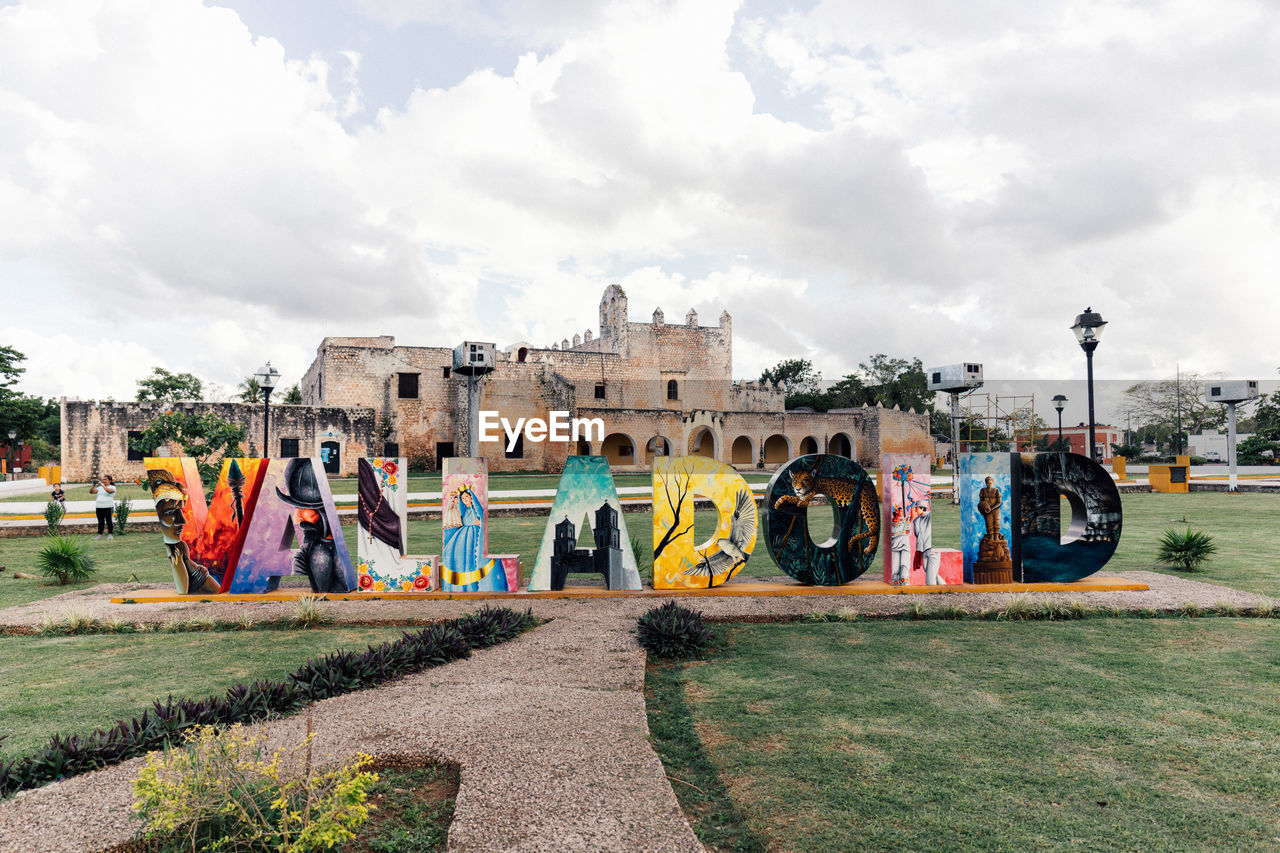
[136,367,204,403]
[1236,434,1279,465]
[1121,374,1225,451]
[236,376,262,404]
[1251,391,1280,441]
[1110,442,1143,460]
[129,411,247,489]
[282,383,302,404]
[0,348,60,454]
[854,355,933,412]
[760,359,821,394]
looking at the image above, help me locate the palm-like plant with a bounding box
[1156,528,1217,572]
[236,376,262,403]
[35,535,98,585]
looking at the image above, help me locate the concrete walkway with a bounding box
[0,572,1275,852]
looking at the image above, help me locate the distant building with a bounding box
[1015,424,1124,462]
[60,286,933,480]
[1188,429,1253,461]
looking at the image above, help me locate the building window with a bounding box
[517,347,528,362]
[397,373,419,399]
[619,444,633,458]
[279,438,300,458]
[666,379,679,400]
[594,383,606,399]
[506,433,524,459]
[442,367,451,379]
[384,442,399,458]
[126,430,147,461]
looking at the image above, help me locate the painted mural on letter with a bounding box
[1015,452,1122,583]
[530,455,641,591]
[439,458,521,592]
[652,456,757,589]
[356,457,438,592]
[763,454,880,585]
[958,453,1014,584]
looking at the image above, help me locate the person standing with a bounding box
[90,474,116,539]
[50,482,66,508]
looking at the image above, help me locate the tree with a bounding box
[282,384,302,404]
[853,355,933,412]
[1236,434,1278,465]
[653,460,695,561]
[236,376,262,404]
[1252,391,1280,441]
[129,411,247,489]
[0,347,60,455]
[1121,374,1225,451]
[1110,442,1143,459]
[136,368,204,403]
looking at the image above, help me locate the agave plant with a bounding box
[636,601,714,659]
[1157,528,1217,572]
[34,535,97,585]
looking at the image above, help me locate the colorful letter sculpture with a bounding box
[764,454,880,585]
[958,453,1015,584]
[529,456,641,591]
[230,458,356,594]
[439,458,521,592]
[145,458,224,595]
[1014,452,1123,583]
[652,456,757,589]
[356,457,438,592]
[959,451,1124,584]
[880,453,960,586]
[145,456,356,595]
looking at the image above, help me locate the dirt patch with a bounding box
[695,721,729,751]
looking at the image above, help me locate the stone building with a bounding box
[296,285,933,473]
[58,286,932,481]
[58,400,374,482]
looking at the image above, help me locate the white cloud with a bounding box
[3,0,1280,416]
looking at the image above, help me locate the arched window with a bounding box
[667,379,679,400]
[517,347,528,363]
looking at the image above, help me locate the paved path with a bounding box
[0,572,1275,852]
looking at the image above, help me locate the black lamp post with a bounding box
[1051,394,1067,451]
[5,429,14,481]
[1070,308,1107,462]
[254,362,280,457]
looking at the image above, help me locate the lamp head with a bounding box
[1071,307,1107,348]
[254,362,280,393]
[1051,393,1067,413]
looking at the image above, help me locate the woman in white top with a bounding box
[90,474,117,539]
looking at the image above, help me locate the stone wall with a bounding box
[60,400,375,482]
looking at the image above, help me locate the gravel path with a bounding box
[0,571,1275,852]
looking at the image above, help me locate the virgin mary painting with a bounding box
[441,484,507,592]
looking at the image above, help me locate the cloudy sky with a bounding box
[2,0,1278,423]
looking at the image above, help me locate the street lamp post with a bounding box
[1070,308,1108,462]
[1051,394,1067,451]
[254,362,280,457]
[5,429,14,481]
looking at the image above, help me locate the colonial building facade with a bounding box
[60,286,932,480]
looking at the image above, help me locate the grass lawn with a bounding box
[0,627,410,761]
[2,491,1278,609]
[650,619,1280,852]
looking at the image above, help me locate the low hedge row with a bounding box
[0,605,535,798]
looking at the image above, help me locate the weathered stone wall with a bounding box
[59,400,375,482]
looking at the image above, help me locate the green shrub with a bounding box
[290,595,329,629]
[113,499,132,534]
[636,601,714,659]
[34,535,97,585]
[133,723,376,852]
[43,500,64,535]
[1157,528,1217,572]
